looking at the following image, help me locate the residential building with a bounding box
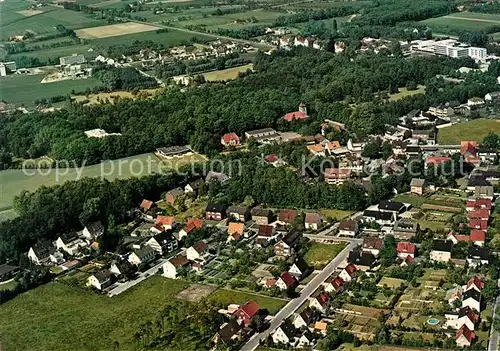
[470,230,486,247]
[348,250,376,271]
[128,246,156,266]
[178,218,203,240]
[339,263,357,282]
[166,187,184,205]
[205,203,226,221]
[251,208,273,225]
[82,221,104,240]
[156,145,191,158]
[396,242,416,259]
[205,171,229,184]
[227,206,250,222]
[462,288,482,312]
[338,220,358,237]
[410,178,425,195]
[184,179,204,194]
[309,290,329,312]
[278,209,297,225]
[467,245,489,268]
[87,270,113,290]
[234,300,261,327]
[146,232,178,255]
[162,255,190,279]
[227,222,245,241]
[0,264,20,282]
[430,240,453,263]
[28,242,58,265]
[221,133,241,147]
[456,325,475,347]
[362,237,383,257]
[140,199,155,212]
[324,168,351,185]
[155,216,176,231]
[276,272,298,291]
[55,232,86,255]
[272,320,297,346]
[304,212,322,230]
[212,319,242,345]
[378,200,405,214]
[465,276,484,293]
[186,241,209,261]
[288,258,310,279]
[293,307,316,329]
[244,128,279,143]
[274,231,300,257]
[324,276,344,293]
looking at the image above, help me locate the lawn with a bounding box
[0,74,102,107]
[0,276,188,351]
[393,193,427,208]
[377,277,406,289]
[202,64,253,81]
[208,288,287,315]
[388,85,426,101]
[303,242,346,269]
[437,119,500,144]
[0,152,206,211]
[318,208,355,220]
[72,88,161,105]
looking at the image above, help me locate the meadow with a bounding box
[208,288,287,314]
[421,11,500,34]
[437,118,500,144]
[303,242,346,269]
[0,152,206,211]
[202,64,253,81]
[0,74,102,106]
[0,277,188,351]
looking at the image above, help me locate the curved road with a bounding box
[240,239,359,351]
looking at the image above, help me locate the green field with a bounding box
[421,12,500,34]
[202,64,253,81]
[303,242,346,269]
[389,85,426,101]
[0,277,188,351]
[8,43,97,62]
[0,74,102,106]
[176,9,285,30]
[0,152,206,211]
[208,288,287,314]
[437,119,500,144]
[318,208,354,220]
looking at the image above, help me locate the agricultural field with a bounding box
[75,22,160,39]
[421,12,500,35]
[437,118,500,144]
[0,152,206,211]
[0,277,188,351]
[303,242,346,269]
[202,64,253,81]
[72,88,161,105]
[0,74,102,106]
[208,288,287,314]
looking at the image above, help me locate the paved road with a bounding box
[488,295,500,351]
[107,257,168,297]
[240,240,359,351]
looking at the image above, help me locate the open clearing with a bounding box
[76,22,159,39]
[0,277,188,351]
[437,119,500,144]
[176,284,216,302]
[0,152,206,211]
[389,85,426,101]
[16,9,44,16]
[208,288,286,314]
[303,242,346,269]
[202,64,253,81]
[72,88,161,105]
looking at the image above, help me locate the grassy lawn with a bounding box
[208,288,286,315]
[318,208,355,220]
[389,85,426,101]
[377,277,406,289]
[0,74,102,107]
[0,152,206,211]
[72,88,161,105]
[0,276,188,351]
[393,193,426,208]
[303,242,346,269]
[0,279,19,291]
[437,119,500,144]
[411,219,447,231]
[202,64,253,82]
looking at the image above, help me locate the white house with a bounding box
[339,263,357,282]
[462,289,481,312]
[82,221,104,240]
[272,321,297,346]
[128,246,155,266]
[162,255,190,279]
[186,241,209,261]
[338,220,358,237]
[86,270,113,290]
[293,308,315,329]
[430,240,452,263]
[304,213,322,230]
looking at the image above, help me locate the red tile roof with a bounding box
[461,141,478,156]
[155,215,174,226]
[470,230,486,242]
[265,278,277,288]
[397,242,416,254]
[279,209,297,223]
[279,272,297,288]
[467,276,485,291]
[222,133,240,144]
[184,218,203,233]
[283,111,308,122]
[140,199,154,210]
[305,212,321,224]
[466,198,492,210]
[405,256,415,263]
[240,300,260,318]
[344,263,357,277]
[467,209,490,219]
[192,241,208,253]
[426,156,451,165]
[264,153,278,163]
[315,292,329,307]
[456,325,475,343]
[468,219,488,230]
[331,276,344,290]
[258,224,274,237]
[363,237,383,250]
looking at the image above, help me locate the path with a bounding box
[488,295,500,351]
[239,240,359,351]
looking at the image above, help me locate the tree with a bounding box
[380,235,397,266]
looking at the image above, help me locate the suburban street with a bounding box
[488,295,500,351]
[240,239,360,351]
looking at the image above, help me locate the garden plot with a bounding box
[176,284,216,302]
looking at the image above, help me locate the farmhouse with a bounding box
[87,270,113,291]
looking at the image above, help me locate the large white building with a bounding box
[411,39,487,62]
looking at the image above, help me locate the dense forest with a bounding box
[0,49,486,165]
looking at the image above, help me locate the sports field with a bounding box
[0,74,102,106]
[421,12,500,34]
[0,277,188,351]
[437,119,500,144]
[75,22,159,39]
[0,152,206,211]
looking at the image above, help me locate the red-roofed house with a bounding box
[396,242,416,259]
[235,300,260,327]
[309,291,329,312]
[470,230,486,246]
[466,198,492,212]
[221,133,240,147]
[466,276,485,292]
[447,231,470,244]
[283,103,309,122]
[263,278,277,288]
[324,276,344,293]
[279,209,297,224]
[155,215,176,230]
[339,263,357,282]
[178,218,204,240]
[468,209,489,221]
[140,199,155,212]
[276,272,298,290]
[425,156,451,168]
[456,325,475,347]
[468,219,488,231]
[461,141,478,157]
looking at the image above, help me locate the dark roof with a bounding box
[59,231,79,244]
[217,320,241,343]
[282,231,301,246]
[432,239,453,252]
[153,231,176,246]
[134,245,155,260]
[156,145,190,156]
[468,245,489,260]
[94,269,113,283]
[339,220,357,231]
[30,240,53,259]
[206,203,226,213]
[348,250,376,267]
[463,288,481,302]
[363,210,379,219]
[291,258,310,273]
[227,206,249,215]
[379,200,404,212]
[477,169,500,179]
[188,178,204,190]
[278,320,296,340]
[85,221,104,236]
[258,225,274,237]
[168,187,184,197]
[298,307,315,325]
[0,264,19,275]
[251,208,272,217]
[468,176,491,187]
[405,145,421,153]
